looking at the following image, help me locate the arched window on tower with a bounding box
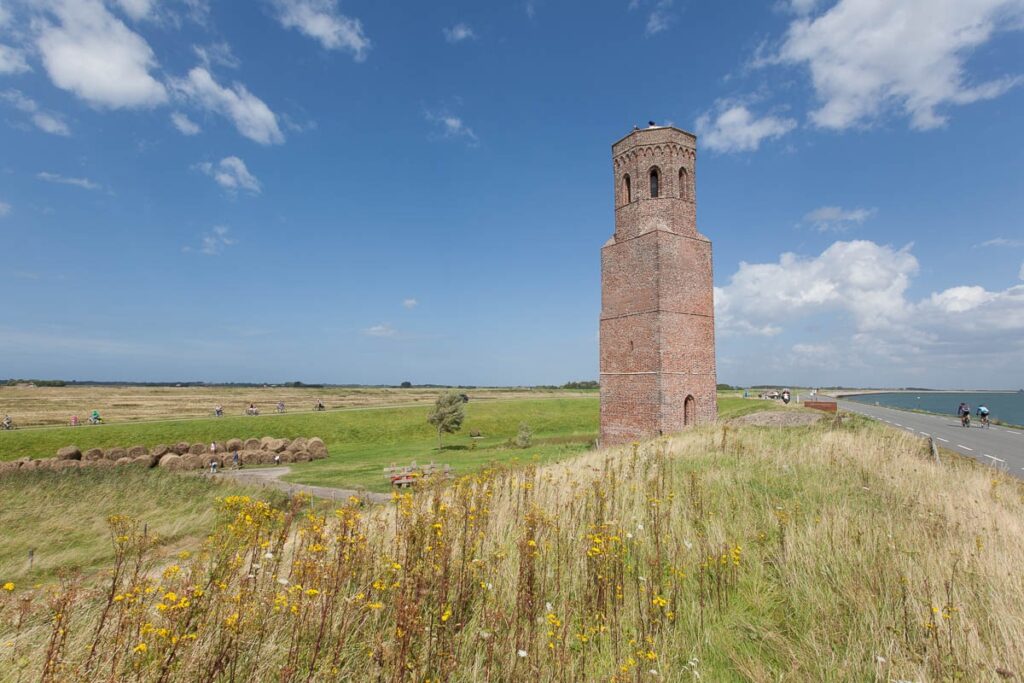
[649,167,660,198]
[622,174,631,204]
[678,167,689,201]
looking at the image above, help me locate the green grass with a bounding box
[0,468,275,585]
[0,395,782,492]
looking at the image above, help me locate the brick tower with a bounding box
[600,125,717,445]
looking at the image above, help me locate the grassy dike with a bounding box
[2,415,1022,681]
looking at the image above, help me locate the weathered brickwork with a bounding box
[600,126,717,445]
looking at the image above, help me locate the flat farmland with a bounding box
[0,384,592,427]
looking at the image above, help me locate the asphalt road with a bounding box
[837,399,1024,474]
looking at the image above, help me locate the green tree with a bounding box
[427,391,466,450]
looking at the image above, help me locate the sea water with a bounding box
[845,391,1024,427]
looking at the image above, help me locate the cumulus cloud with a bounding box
[270,0,370,60]
[402,298,418,309]
[112,0,156,21]
[716,239,1024,383]
[200,225,235,255]
[0,44,30,74]
[170,111,200,135]
[195,156,261,194]
[425,111,478,145]
[36,171,100,190]
[171,67,283,145]
[802,205,875,232]
[362,323,396,337]
[36,0,168,109]
[443,23,476,43]
[0,201,10,217]
[1,89,70,136]
[775,0,1024,130]
[695,102,796,153]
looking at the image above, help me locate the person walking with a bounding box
[232,450,240,469]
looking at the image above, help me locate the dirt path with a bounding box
[216,466,391,504]
[728,410,826,427]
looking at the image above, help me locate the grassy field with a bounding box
[1,415,1021,681]
[0,468,280,586]
[0,384,593,427]
[0,395,786,491]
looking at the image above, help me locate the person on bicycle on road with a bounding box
[91,409,102,424]
[976,404,991,426]
[957,402,971,427]
[1,414,12,430]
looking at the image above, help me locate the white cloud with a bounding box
[362,323,396,337]
[170,111,200,135]
[36,171,100,190]
[716,239,1024,383]
[36,0,168,109]
[270,0,370,61]
[776,0,1024,130]
[443,23,476,43]
[802,205,875,232]
[112,0,156,21]
[171,67,283,145]
[695,102,796,153]
[192,42,240,70]
[1020,262,1024,281]
[0,89,71,136]
[426,111,478,145]
[195,156,261,194]
[977,237,1024,248]
[198,225,235,255]
[402,298,418,309]
[0,201,10,217]
[0,44,30,74]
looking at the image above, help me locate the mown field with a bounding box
[0,394,782,491]
[2,415,1021,681]
[0,385,592,427]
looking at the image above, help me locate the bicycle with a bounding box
[960,413,971,428]
[979,414,990,428]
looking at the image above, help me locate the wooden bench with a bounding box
[383,461,453,488]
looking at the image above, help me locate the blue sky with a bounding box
[1,0,1023,388]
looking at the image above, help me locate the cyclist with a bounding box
[277,401,285,413]
[90,409,102,425]
[976,404,991,428]
[1,414,12,430]
[956,402,971,427]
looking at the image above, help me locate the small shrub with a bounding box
[514,422,533,449]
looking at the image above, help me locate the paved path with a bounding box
[217,466,390,504]
[837,399,1024,474]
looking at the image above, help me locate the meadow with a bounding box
[2,415,1021,681]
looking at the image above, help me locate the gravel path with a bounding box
[216,466,390,504]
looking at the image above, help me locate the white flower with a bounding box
[626,532,634,540]
[684,540,693,550]
[264,552,274,559]
[277,578,289,586]
[517,649,528,658]
[545,602,553,611]
[875,655,886,664]
[636,523,645,531]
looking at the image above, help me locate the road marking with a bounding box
[894,423,902,427]
[983,454,1005,463]
[936,437,949,443]
[957,444,973,451]
[919,431,929,436]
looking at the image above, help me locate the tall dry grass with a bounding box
[2,416,1022,681]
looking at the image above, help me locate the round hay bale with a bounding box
[55,459,80,470]
[277,451,296,464]
[151,444,170,458]
[307,437,328,458]
[269,438,288,453]
[310,448,327,461]
[259,437,274,451]
[19,459,39,470]
[0,461,18,475]
[188,443,206,455]
[289,437,308,452]
[83,448,104,461]
[180,453,202,470]
[244,438,261,451]
[238,450,257,465]
[173,442,189,455]
[158,454,182,469]
[128,445,148,458]
[106,447,127,461]
[115,457,132,466]
[226,438,243,452]
[293,451,312,463]
[132,455,151,466]
[56,445,82,461]
[93,459,114,469]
